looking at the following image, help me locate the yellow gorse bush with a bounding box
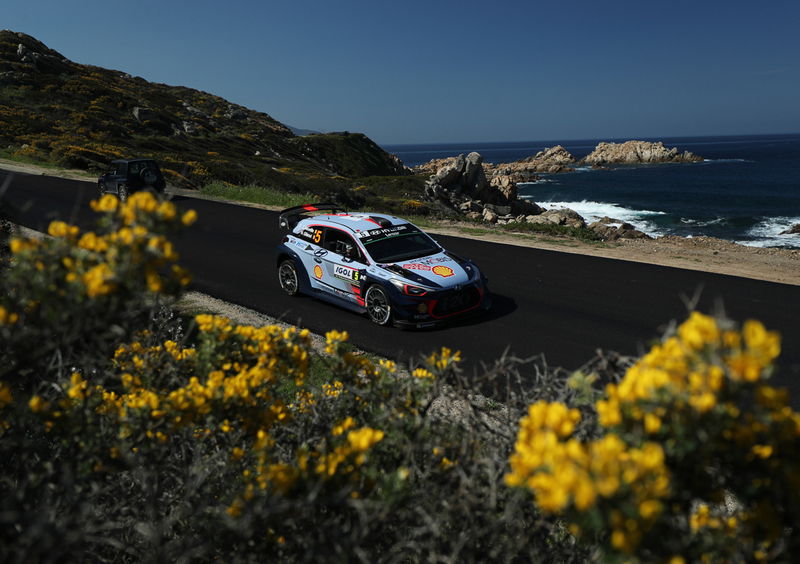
[507,311,800,561]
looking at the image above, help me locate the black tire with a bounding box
[117,184,129,202]
[365,285,392,326]
[278,259,300,296]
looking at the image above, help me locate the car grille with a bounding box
[433,287,480,316]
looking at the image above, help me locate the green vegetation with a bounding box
[200,181,313,208]
[0,31,404,190]
[2,195,799,562]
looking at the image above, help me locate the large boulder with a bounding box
[435,153,466,186]
[588,217,651,240]
[424,151,510,207]
[519,145,577,172]
[780,223,800,235]
[526,208,586,229]
[581,141,702,165]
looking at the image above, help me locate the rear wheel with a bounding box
[365,285,392,326]
[278,259,300,296]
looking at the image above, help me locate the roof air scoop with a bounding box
[370,216,393,228]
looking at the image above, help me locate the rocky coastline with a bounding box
[415,140,699,241]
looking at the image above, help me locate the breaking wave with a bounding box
[738,216,800,248]
[522,198,669,237]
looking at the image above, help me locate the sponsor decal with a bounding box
[432,265,454,277]
[313,248,328,258]
[416,256,452,266]
[313,265,323,279]
[333,264,360,282]
[357,224,413,241]
[402,262,432,271]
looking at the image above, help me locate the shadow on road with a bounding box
[416,292,517,332]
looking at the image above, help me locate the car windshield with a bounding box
[361,226,440,263]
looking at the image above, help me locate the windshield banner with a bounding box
[357,224,417,243]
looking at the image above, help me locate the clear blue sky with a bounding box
[3,0,799,144]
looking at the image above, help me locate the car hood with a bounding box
[387,252,471,287]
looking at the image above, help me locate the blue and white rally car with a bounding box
[276,203,491,328]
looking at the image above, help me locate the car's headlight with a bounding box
[389,278,430,296]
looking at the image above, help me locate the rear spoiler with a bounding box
[278,202,344,230]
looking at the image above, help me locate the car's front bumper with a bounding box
[390,279,491,328]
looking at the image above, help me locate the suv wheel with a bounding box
[365,285,392,326]
[117,184,129,202]
[278,260,300,296]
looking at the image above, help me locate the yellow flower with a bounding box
[0,306,19,325]
[28,394,46,412]
[751,444,773,459]
[77,232,108,252]
[82,263,116,297]
[47,220,79,239]
[146,269,162,293]
[90,194,119,212]
[644,413,662,433]
[181,209,198,226]
[0,383,13,408]
[639,499,662,520]
[412,367,434,379]
[332,416,355,436]
[347,427,384,452]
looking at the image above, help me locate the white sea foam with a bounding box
[738,216,800,248]
[522,199,669,237]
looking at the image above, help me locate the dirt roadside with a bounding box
[3,157,798,286]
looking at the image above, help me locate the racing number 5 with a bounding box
[313,229,322,244]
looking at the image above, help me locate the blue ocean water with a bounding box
[382,134,800,248]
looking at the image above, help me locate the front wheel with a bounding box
[278,259,300,296]
[117,184,129,202]
[365,285,392,326]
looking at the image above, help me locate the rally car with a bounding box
[275,203,491,328]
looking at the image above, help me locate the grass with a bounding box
[200,181,313,208]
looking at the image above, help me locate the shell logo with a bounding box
[432,265,454,277]
[314,265,323,279]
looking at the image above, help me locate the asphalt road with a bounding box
[3,168,799,394]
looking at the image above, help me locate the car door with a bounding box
[319,228,367,306]
[293,224,328,292]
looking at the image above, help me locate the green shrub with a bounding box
[507,312,800,562]
[0,194,589,562]
[2,194,795,562]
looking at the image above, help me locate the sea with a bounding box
[382,134,800,249]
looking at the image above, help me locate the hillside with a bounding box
[0,30,406,189]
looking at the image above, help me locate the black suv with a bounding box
[98,159,166,201]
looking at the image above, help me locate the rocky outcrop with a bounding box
[526,208,586,229]
[581,141,702,165]
[426,152,496,204]
[587,217,651,241]
[520,145,577,173]
[423,152,543,223]
[780,223,800,235]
